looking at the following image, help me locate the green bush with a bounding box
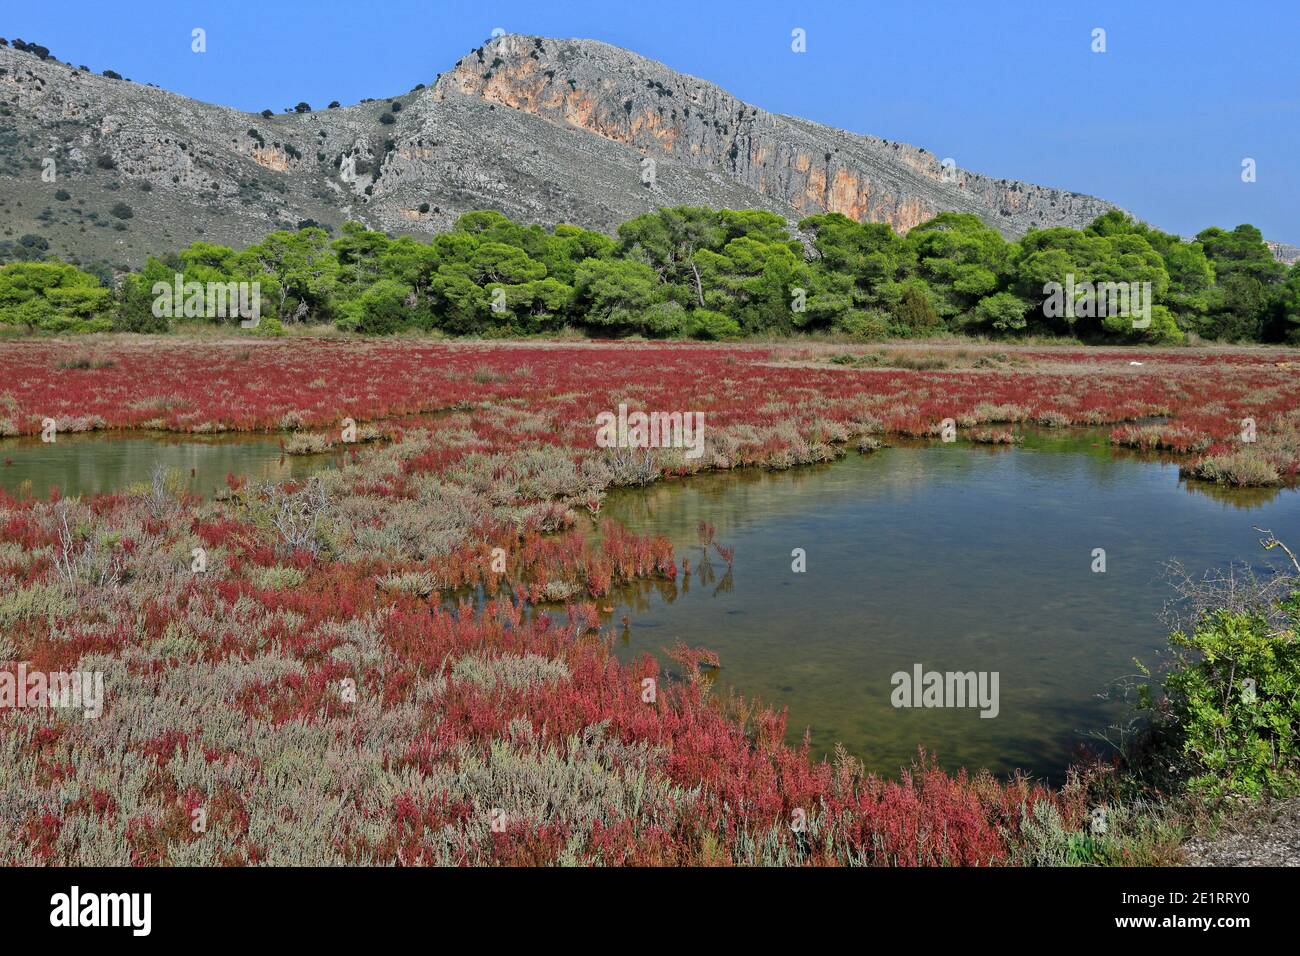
[971,291,1029,332]
[113,304,169,333]
[1156,594,1300,797]
[683,308,740,340]
[338,279,411,335]
[891,283,941,336]
[833,309,891,340]
[249,315,285,337]
[642,300,687,337]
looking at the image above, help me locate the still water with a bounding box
[1,428,1294,782]
[0,432,337,499]
[592,432,1299,781]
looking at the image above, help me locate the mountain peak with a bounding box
[1,35,1113,269]
[436,33,1116,236]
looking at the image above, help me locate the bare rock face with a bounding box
[436,35,1118,236]
[0,35,1118,268]
[0,46,379,266]
[1267,241,1300,266]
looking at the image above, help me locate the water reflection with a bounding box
[587,435,1299,783]
[2,425,1294,783]
[0,431,339,499]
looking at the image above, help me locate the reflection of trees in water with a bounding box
[1179,477,1285,509]
[601,435,1201,548]
[414,435,1296,659]
[0,432,332,499]
[598,454,913,548]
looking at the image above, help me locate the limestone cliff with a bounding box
[0,34,1119,269]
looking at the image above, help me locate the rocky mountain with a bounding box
[0,34,1117,270]
[1267,241,1300,266]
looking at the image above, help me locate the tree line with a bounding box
[2,207,1297,343]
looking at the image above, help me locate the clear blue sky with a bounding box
[7,0,1297,243]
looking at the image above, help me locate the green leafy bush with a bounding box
[641,301,687,337]
[337,279,411,335]
[833,309,891,340]
[683,308,740,340]
[249,315,285,336]
[1158,594,1300,797]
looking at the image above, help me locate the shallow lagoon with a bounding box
[0,431,338,499]
[2,426,1294,782]
[593,431,1299,781]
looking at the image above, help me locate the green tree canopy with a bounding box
[0,261,112,332]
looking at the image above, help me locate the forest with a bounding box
[2,206,1298,344]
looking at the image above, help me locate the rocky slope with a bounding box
[1267,241,1300,266]
[0,34,1116,269]
[439,35,1116,236]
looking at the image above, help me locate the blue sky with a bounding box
[7,0,1297,242]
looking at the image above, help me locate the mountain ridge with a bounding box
[2,34,1126,270]
[436,35,1118,236]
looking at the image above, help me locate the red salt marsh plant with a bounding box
[1,338,1297,866]
[969,429,1022,445]
[2,339,1298,485]
[0,437,1086,866]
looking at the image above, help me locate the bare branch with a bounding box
[1253,526,1300,575]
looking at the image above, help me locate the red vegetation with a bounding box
[0,341,1296,479]
[2,339,1296,865]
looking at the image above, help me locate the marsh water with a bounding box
[0,431,338,499]
[2,427,1296,782]
[592,431,1300,781]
